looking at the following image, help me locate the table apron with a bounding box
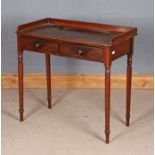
[21,36,131,63]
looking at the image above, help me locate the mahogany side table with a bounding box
[16,18,137,143]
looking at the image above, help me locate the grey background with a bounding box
[2,0,154,74]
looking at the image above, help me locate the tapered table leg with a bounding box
[126,53,132,126]
[18,51,24,121]
[104,47,111,144]
[45,54,52,109]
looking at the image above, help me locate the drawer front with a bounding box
[22,37,58,54]
[59,43,103,62]
[111,39,130,60]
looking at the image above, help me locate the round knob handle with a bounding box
[112,50,116,55]
[78,50,83,55]
[35,43,40,48]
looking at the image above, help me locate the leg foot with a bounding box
[47,96,52,109]
[126,113,130,126]
[19,109,24,121]
[105,129,110,143]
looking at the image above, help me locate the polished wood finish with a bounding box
[16,18,137,143]
[59,43,103,62]
[22,37,58,54]
[111,39,130,61]
[17,33,24,121]
[45,54,52,109]
[126,38,133,126]
[104,47,112,144]
[21,25,122,47]
[17,18,137,47]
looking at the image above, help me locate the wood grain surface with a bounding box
[2,73,153,89]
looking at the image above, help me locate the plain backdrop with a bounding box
[2,0,154,74]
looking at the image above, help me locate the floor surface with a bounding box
[2,89,154,155]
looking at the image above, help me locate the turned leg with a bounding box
[18,51,24,121]
[126,38,134,127]
[17,33,24,122]
[45,54,52,109]
[126,53,132,126]
[105,67,111,143]
[104,47,111,144]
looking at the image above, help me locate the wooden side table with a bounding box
[16,18,137,143]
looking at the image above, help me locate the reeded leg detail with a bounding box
[126,54,132,126]
[105,68,111,143]
[18,52,24,121]
[45,54,52,109]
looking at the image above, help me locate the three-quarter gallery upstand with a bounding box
[16,18,137,144]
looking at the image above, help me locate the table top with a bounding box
[22,24,123,46]
[17,18,137,47]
